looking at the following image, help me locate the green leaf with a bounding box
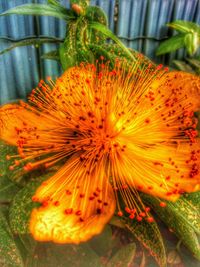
[41,49,60,61]
[184,32,200,55]
[89,22,137,63]
[173,60,195,73]
[106,242,136,267]
[0,4,75,21]
[142,194,200,260]
[156,34,185,55]
[9,172,53,234]
[0,37,63,56]
[26,243,103,267]
[0,209,24,267]
[167,20,200,34]
[124,217,166,267]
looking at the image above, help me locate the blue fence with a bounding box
[0,0,200,104]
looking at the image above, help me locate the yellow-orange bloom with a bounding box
[1,59,200,244]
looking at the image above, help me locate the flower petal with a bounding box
[30,157,116,244]
[163,71,200,111]
[112,138,200,202]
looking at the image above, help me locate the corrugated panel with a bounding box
[0,0,39,104]
[0,0,116,104]
[143,0,175,63]
[0,0,200,104]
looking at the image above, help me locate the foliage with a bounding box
[157,20,200,56]
[156,20,200,74]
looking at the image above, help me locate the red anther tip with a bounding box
[125,207,131,213]
[54,201,60,206]
[160,202,167,207]
[75,210,81,216]
[137,216,143,222]
[147,217,154,223]
[32,196,38,202]
[64,208,73,215]
[42,201,48,207]
[117,211,123,217]
[145,207,151,212]
[129,214,135,219]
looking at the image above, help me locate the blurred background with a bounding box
[0,0,200,104]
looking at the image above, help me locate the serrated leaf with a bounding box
[167,20,200,34]
[106,242,136,267]
[9,172,53,234]
[0,37,63,56]
[184,32,200,55]
[124,217,166,267]
[41,49,60,61]
[156,34,185,55]
[26,243,103,267]
[142,194,200,260]
[0,4,74,21]
[173,60,195,73]
[0,209,24,267]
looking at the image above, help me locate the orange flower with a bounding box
[1,60,200,244]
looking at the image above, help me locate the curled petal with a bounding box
[30,157,116,244]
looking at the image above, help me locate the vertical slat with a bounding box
[128,0,148,51]
[117,0,133,47]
